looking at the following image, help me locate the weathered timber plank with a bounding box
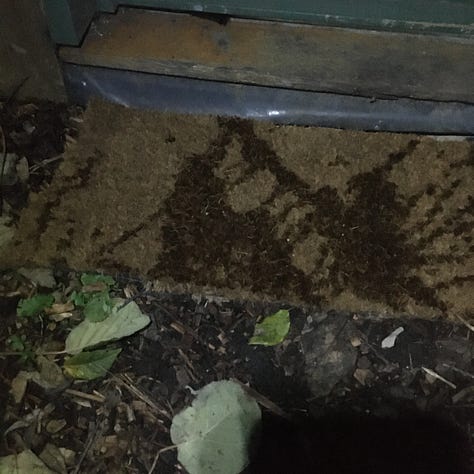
[60,8,474,103]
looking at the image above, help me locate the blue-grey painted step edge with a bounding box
[63,64,474,135]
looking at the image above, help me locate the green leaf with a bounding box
[80,273,115,287]
[249,309,290,346]
[7,335,25,352]
[0,449,54,473]
[17,294,55,317]
[69,290,89,306]
[65,300,150,354]
[171,380,261,474]
[83,292,113,322]
[64,348,121,380]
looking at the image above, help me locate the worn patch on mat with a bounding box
[2,101,473,319]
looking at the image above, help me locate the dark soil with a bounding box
[0,273,473,473]
[0,100,81,216]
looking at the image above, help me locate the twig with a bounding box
[0,124,6,216]
[148,445,177,474]
[422,367,457,389]
[452,386,474,404]
[231,378,290,420]
[358,332,391,366]
[4,76,29,107]
[0,349,67,357]
[178,349,199,383]
[442,363,474,381]
[455,314,474,332]
[29,155,63,173]
[158,304,201,341]
[116,373,171,420]
[72,422,98,474]
[65,388,106,403]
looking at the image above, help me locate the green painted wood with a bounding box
[48,0,474,45]
[43,0,96,45]
[60,9,474,103]
[99,0,474,35]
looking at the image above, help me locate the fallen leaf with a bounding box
[7,334,25,352]
[171,380,261,474]
[17,294,55,317]
[18,268,56,288]
[0,449,54,473]
[39,444,67,474]
[82,282,108,293]
[65,300,150,354]
[249,310,290,346]
[49,312,73,322]
[2,153,18,185]
[46,419,67,434]
[58,448,75,467]
[16,157,30,183]
[83,292,113,322]
[353,368,374,386]
[64,348,121,380]
[32,356,68,391]
[80,273,115,288]
[381,327,404,349]
[45,302,74,315]
[9,371,32,404]
[4,419,34,436]
[70,290,89,307]
[0,217,14,250]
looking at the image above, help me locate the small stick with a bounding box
[0,125,7,216]
[178,349,199,383]
[0,350,67,357]
[231,378,290,420]
[72,422,98,474]
[442,363,474,381]
[116,374,171,420]
[65,388,106,403]
[148,445,178,474]
[29,155,63,173]
[455,314,474,333]
[422,367,457,389]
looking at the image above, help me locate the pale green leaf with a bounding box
[65,300,150,354]
[171,380,261,474]
[70,290,89,307]
[17,294,55,317]
[64,348,121,380]
[0,449,54,474]
[249,309,290,346]
[80,273,115,287]
[83,292,113,322]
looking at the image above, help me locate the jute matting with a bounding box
[3,101,473,319]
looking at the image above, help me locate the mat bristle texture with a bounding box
[3,101,473,319]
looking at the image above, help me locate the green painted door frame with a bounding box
[45,0,474,45]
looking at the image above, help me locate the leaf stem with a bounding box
[148,445,178,474]
[0,349,68,357]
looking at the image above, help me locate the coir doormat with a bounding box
[2,101,473,319]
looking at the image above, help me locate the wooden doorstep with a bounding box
[60,8,474,103]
